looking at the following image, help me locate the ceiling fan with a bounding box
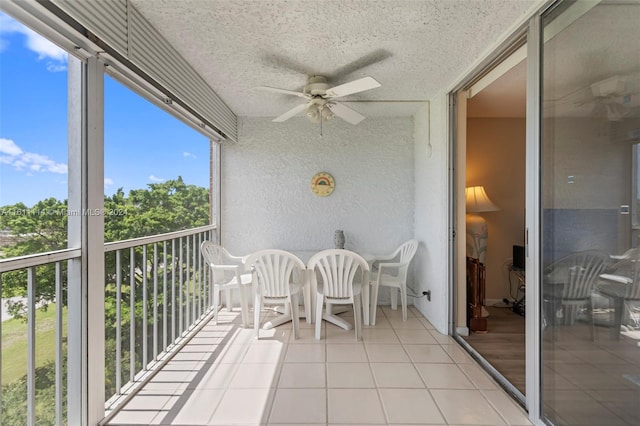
[568,75,639,121]
[255,75,381,125]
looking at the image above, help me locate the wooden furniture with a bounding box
[467,256,487,333]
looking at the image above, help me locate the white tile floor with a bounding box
[107,306,532,426]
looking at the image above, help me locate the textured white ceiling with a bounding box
[129,0,537,119]
[468,59,527,118]
[462,2,640,119]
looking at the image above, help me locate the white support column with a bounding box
[525,14,542,425]
[210,139,222,244]
[67,55,85,426]
[86,56,106,425]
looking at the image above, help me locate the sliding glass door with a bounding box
[540,1,640,424]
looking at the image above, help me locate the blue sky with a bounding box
[0,12,209,207]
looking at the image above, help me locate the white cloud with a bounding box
[0,12,67,71]
[149,175,164,182]
[104,178,114,186]
[183,151,197,159]
[0,138,23,156]
[0,13,23,33]
[46,62,67,72]
[0,138,67,174]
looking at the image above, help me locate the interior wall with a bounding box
[542,117,633,258]
[221,116,415,303]
[467,117,526,301]
[413,95,450,334]
[543,118,629,209]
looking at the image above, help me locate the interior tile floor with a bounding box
[106,306,531,426]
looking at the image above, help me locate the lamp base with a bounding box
[466,213,488,264]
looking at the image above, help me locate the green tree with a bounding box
[0,198,68,315]
[0,177,210,423]
[1,177,210,314]
[105,176,210,242]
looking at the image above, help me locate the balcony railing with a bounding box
[0,224,216,426]
[0,247,81,426]
[102,225,216,413]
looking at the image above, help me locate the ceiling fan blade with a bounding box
[327,102,366,125]
[255,86,308,98]
[324,77,381,99]
[272,103,309,122]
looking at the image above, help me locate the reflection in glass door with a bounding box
[541,1,640,424]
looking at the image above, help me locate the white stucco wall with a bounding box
[412,96,450,334]
[221,116,415,303]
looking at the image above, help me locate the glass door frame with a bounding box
[447,1,562,423]
[448,21,533,407]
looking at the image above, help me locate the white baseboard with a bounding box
[484,298,503,306]
[456,326,469,336]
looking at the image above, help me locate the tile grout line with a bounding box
[372,307,394,426]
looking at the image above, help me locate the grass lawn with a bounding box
[1,304,67,385]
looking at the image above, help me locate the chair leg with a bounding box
[254,293,262,339]
[225,288,232,312]
[354,295,362,341]
[362,283,370,326]
[588,299,595,341]
[390,287,398,310]
[315,294,324,340]
[213,287,220,324]
[303,283,312,324]
[237,285,248,327]
[370,282,379,325]
[400,285,407,321]
[291,294,300,340]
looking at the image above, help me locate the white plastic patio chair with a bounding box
[200,241,251,326]
[369,239,419,324]
[308,249,370,341]
[542,250,609,338]
[595,248,640,338]
[244,249,306,339]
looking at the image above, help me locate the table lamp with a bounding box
[465,185,499,264]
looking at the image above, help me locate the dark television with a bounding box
[513,245,525,271]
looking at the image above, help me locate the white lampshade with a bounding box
[465,186,499,213]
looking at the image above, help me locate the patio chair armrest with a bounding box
[209,264,242,272]
[370,253,397,264]
[378,262,405,271]
[599,273,632,285]
[375,262,407,282]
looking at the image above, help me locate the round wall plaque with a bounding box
[310,172,335,197]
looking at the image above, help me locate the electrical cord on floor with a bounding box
[407,287,426,298]
[490,258,517,308]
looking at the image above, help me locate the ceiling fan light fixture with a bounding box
[605,102,629,121]
[258,74,380,126]
[321,106,334,121]
[591,75,626,97]
[305,102,334,123]
[306,104,321,123]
